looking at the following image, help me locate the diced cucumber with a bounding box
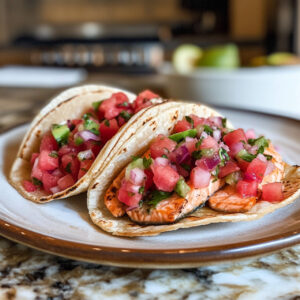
[175,177,190,198]
[225,172,241,185]
[125,158,144,180]
[51,124,70,145]
[169,129,197,143]
[200,148,215,157]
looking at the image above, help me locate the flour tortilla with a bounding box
[9,84,164,203]
[88,103,300,237]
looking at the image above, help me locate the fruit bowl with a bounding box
[161,63,300,120]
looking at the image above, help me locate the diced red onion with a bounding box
[219,142,230,152]
[77,149,94,161]
[130,168,145,185]
[170,164,178,172]
[257,153,267,162]
[154,157,169,166]
[177,165,189,178]
[50,186,61,194]
[76,130,100,142]
[67,120,73,129]
[185,137,195,142]
[51,168,64,177]
[209,117,222,127]
[229,142,244,157]
[248,145,258,155]
[200,131,208,139]
[123,180,140,194]
[264,161,275,175]
[175,145,190,164]
[245,129,256,140]
[243,172,257,181]
[213,129,221,141]
[196,154,220,171]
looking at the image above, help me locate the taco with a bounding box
[9,84,165,203]
[88,102,300,236]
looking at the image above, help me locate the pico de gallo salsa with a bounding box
[22,90,160,194]
[116,115,284,210]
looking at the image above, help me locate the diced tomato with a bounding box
[99,119,119,143]
[199,136,218,151]
[236,157,250,172]
[78,159,94,179]
[245,129,256,140]
[72,119,83,126]
[23,180,37,192]
[190,115,206,127]
[57,174,75,190]
[236,180,258,198]
[261,182,284,202]
[229,142,244,158]
[117,184,142,207]
[58,145,76,157]
[150,134,177,159]
[173,120,192,133]
[245,157,267,182]
[152,164,180,192]
[191,167,211,188]
[61,154,80,179]
[38,150,59,171]
[117,115,126,127]
[42,172,60,193]
[84,140,102,156]
[144,169,154,190]
[40,133,58,152]
[133,90,159,113]
[219,160,240,178]
[223,129,247,149]
[184,138,197,153]
[99,92,129,120]
[30,153,39,165]
[31,158,44,181]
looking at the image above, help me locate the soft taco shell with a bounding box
[9,84,164,203]
[87,102,300,237]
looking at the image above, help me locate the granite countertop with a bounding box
[1,83,300,300]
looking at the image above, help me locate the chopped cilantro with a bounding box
[180,163,191,172]
[203,125,213,136]
[162,154,168,159]
[147,190,172,207]
[192,150,202,160]
[32,177,42,186]
[237,149,256,162]
[131,155,140,161]
[104,119,110,127]
[264,154,273,161]
[195,137,204,149]
[48,151,58,158]
[185,116,194,128]
[81,168,88,172]
[84,117,100,135]
[92,101,103,111]
[120,111,132,121]
[75,137,84,146]
[222,118,227,128]
[143,157,153,169]
[138,186,145,194]
[117,102,129,107]
[218,148,229,162]
[248,136,269,148]
[65,162,72,174]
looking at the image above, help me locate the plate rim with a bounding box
[1,123,300,268]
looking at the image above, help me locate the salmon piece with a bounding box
[127,179,223,224]
[104,169,126,217]
[208,144,284,214]
[104,153,224,224]
[208,185,256,213]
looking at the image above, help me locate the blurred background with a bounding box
[0,0,300,129]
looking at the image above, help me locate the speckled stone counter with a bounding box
[1,83,300,300]
[1,238,300,299]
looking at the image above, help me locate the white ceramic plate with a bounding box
[1,109,300,268]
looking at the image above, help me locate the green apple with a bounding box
[199,44,240,69]
[267,52,300,66]
[172,44,203,74]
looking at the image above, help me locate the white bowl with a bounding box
[161,64,300,120]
